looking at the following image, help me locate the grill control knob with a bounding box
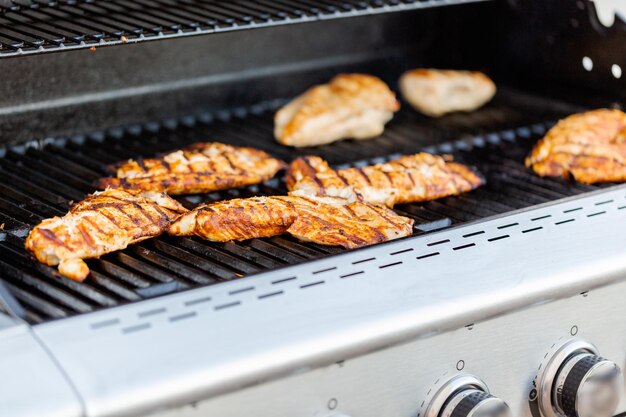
[440,389,511,417]
[421,374,511,417]
[536,339,624,417]
[552,353,622,417]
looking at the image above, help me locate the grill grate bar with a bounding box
[0,0,493,55]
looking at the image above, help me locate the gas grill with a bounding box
[0,1,625,417]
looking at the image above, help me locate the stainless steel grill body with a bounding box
[0,1,625,416]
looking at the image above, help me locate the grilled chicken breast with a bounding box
[399,69,496,117]
[25,189,187,281]
[286,154,483,208]
[525,109,626,184]
[169,197,297,242]
[96,142,286,195]
[285,196,413,248]
[274,74,400,147]
[169,195,413,249]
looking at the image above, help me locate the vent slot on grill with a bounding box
[0,88,609,323]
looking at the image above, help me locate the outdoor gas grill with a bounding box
[0,1,625,417]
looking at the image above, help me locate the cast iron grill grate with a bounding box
[0,0,493,55]
[0,89,604,323]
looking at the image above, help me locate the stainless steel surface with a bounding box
[19,185,626,417]
[421,374,490,417]
[537,340,599,417]
[0,311,18,331]
[0,315,82,417]
[152,272,626,417]
[553,353,622,417]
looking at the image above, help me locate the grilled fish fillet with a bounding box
[96,142,286,195]
[25,189,187,281]
[399,69,496,117]
[274,74,400,147]
[525,109,626,184]
[286,154,483,208]
[169,196,413,249]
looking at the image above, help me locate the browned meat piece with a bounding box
[526,109,626,184]
[286,154,483,208]
[285,196,413,248]
[169,197,297,242]
[399,69,496,117]
[25,189,187,281]
[274,74,400,147]
[169,195,413,249]
[95,142,286,195]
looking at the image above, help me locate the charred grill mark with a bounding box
[76,223,96,250]
[406,170,417,187]
[355,167,373,185]
[302,157,326,189]
[150,204,174,223]
[136,205,160,226]
[136,158,147,172]
[336,226,370,246]
[297,202,381,247]
[94,197,155,228]
[382,170,394,185]
[38,228,70,249]
[99,211,123,229]
[336,171,352,188]
[79,201,126,212]
[363,205,399,228]
[343,205,357,217]
[84,217,106,235]
[187,157,196,173]
[159,178,173,191]
[119,178,134,190]
[111,205,139,225]
[124,199,148,216]
[222,152,239,171]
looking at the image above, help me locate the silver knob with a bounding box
[552,353,623,417]
[440,389,511,417]
[421,374,511,417]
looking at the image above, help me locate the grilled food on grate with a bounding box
[526,109,626,184]
[168,195,413,249]
[286,154,483,208]
[95,142,286,195]
[274,74,400,147]
[399,69,496,117]
[25,189,187,281]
